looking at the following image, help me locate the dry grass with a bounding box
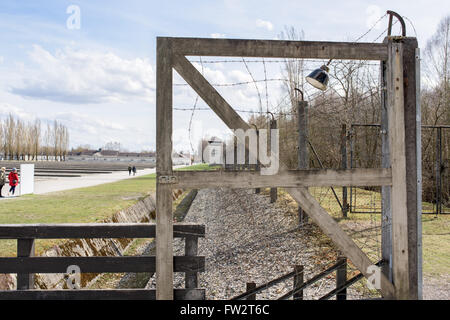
[263,186,450,278]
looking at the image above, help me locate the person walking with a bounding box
[0,167,6,197]
[132,166,136,176]
[128,165,132,176]
[8,168,19,196]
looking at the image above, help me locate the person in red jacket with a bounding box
[8,168,19,196]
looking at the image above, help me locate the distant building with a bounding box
[67,149,156,163]
[203,137,223,165]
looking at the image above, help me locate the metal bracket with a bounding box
[158,175,178,184]
[387,10,406,37]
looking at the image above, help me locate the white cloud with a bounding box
[256,19,273,31]
[0,103,35,121]
[50,111,135,148]
[10,45,155,104]
[0,56,4,64]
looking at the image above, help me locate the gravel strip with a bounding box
[147,188,347,299]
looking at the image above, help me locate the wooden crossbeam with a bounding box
[172,53,395,298]
[0,223,205,239]
[0,256,205,274]
[174,168,392,189]
[0,289,205,300]
[169,37,388,60]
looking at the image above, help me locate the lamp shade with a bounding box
[306,65,329,91]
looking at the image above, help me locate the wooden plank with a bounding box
[293,265,304,300]
[174,168,392,188]
[341,124,349,218]
[156,36,174,300]
[174,55,395,298]
[336,256,347,300]
[415,46,423,300]
[170,37,388,60]
[17,239,35,290]
[0,289,205,300]
[387,40,410,299]
[0,223,205,240]
[270,119,278,203]
[380,47,393,286]
[246,283,256,300]
[0,256,205,274]
[402,37,420,299]
[298,100,309,224]
[185,236,198,289]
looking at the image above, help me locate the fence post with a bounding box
[380,56,393,284]
[341,124,348,218]
[255,127,260,194]
[185,235,198,289]
[293,265,304,300]
[336,256,347,300]
[270,119,278,203]
[436,127,442,215]
[297,100,309,225]
[17,238,35,290]
[246,282,256,300]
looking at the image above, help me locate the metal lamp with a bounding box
[305,64,330,91]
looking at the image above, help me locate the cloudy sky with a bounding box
[0,0,448,152]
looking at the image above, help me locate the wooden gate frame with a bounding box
[156,36,421,300]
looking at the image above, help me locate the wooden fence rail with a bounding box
[233,257,349,300]
[0,223,205,300]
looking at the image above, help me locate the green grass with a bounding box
[275,186,450,277]
[0,174,157,225]
[0,174,157,256]
[0,164,218,257]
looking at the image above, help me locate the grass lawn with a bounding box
[0,164,218,257]
[273,186,450,277]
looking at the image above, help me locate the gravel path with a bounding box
[147,188,344,299]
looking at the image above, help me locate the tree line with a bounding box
[0,114,69,161]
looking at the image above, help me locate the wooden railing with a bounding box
[232,257,348,300]
[0,223,205,300]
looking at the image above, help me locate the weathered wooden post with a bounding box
[380,51,393,284]
[336,256,347,300]
[270,118,278,203]
[293,265,304,300]
[436,127,442,215]
[156,37,174,300]
[185,235,198,289]
[246,282,256,300]
[17,239,35,290]
[297,98,309,225]
[341,124,349,218]
[254,125,260,194]
[386,36,421,299]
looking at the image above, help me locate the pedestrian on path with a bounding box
[8,168,19,196]
[128,165,132,176]
[0,167,6,197]
[132,166,137,176]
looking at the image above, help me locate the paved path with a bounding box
[1,165,187,197]
[32,168,157,194]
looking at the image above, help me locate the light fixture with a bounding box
[305,62,330,91]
